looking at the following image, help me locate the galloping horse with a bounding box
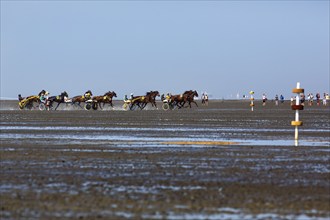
[140,91,160,109]
[71,91,93,109]
[92,91,117,109]
[18,89,46,110]
[170,90,198,109]
[182,90,199,108]
[46,91,69,110]
[130,91,160,110]
[18,94,40,110]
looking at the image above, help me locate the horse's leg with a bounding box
[179,101,186,108]
[138,102,144,110]
[193,101,198,107]
[177,101,183,109]
[54,102,61,110]
[141,102,147,110]
[129,103,134,110]
[78,102,83,109]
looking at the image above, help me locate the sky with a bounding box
[1,0,329,100]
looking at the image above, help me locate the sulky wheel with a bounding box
[85,103,92,110]
[39,103,46,111]
[123,103,129,111]
[92,102,98,110]
[162,103,170,111]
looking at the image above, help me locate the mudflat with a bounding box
[1,100,329,219]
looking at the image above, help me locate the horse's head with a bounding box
[104,91,117,98]
[193,90,198,97]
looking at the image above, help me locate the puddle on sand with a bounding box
[1,128,329,147]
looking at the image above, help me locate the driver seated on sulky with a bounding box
[40,91,50,103]
[84,90,93,101]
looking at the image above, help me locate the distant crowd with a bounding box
[290,93,330,106]
[244,92,330,106]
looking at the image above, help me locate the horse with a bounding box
[18,90,46,110]
[46,91,69,110]
[129,95,147,110]
[18,94,40,110]
[139,91,160,109]
[129,91,160,110]
[170,90,197,109]
[182,90,199,108]
[92,91,117,109]
[71,91,93,109]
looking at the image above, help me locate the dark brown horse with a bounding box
[71,91,93,109]
[170,90,198,108]
[130,91,160,110]
[46,91,69,110]
[182,90,199,108]
[140,91,160,109]
[92,91,117,109]
[129,95,147,110]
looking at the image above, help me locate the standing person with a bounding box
[280,95,284,104]
[308,93,314,106]
[290,96,294,105]
[300,93,305,106]
[322,93,327,106]
[204,92,209,106]
[275,94,279,106]
[316,93,321,106]
[201,92,205,105]
[262,94,267,106]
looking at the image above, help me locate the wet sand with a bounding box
[1,100,329,219]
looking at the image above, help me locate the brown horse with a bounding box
[71,91,93,109]
[170,90,198,109]
[140,91,160,109]
[127,95,145,110]
[92,91,117,109]
[127,91,159,110]
[182,90,199,108]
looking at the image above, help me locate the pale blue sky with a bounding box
[1,1,329,99]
